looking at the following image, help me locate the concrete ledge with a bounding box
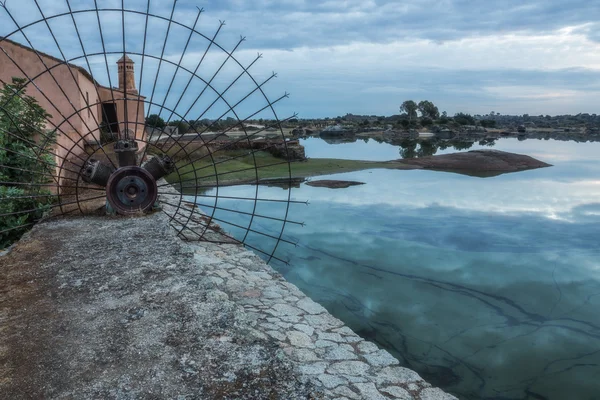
[0,212,456,399]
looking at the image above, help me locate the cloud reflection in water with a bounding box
[193,138,600,399]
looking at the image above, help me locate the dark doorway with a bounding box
[102,103,119,134]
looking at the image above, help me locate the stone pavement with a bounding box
[194,241,457,400]
[0,211,456,399]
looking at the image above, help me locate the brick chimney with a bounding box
[117,55,138,94]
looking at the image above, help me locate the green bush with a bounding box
[145,113,166,129]
[0,77,55,249]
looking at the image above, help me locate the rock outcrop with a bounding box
[396,149,552,177]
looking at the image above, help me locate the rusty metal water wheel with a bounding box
[0,0,303,263]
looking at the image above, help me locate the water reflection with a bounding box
[191,137,600,400]
[301,136,497,160]
[274,202,600,400]
[395,138,498,159]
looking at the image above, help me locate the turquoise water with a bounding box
[192,138,600,399]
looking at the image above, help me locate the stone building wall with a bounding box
[0,38,147,188]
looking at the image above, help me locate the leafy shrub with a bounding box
[0,77,55,249]
[145,113,166,129]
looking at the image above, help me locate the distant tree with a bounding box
[146,114,166,129]
[400,100,418,122]
[453,112,475,126]
[417,100,440,119]
[400,119,410,129]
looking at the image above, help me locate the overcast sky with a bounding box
[2,0,600,119]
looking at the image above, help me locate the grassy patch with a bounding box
[165,150,397,188]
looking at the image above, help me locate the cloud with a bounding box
[238,30,600,116]
[166,0,600,50]
[1,0,599,117]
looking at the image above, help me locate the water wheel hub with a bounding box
[106,166,157,214]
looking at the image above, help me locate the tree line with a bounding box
[399,100,496,129]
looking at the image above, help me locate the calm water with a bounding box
[191,138,600,400]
